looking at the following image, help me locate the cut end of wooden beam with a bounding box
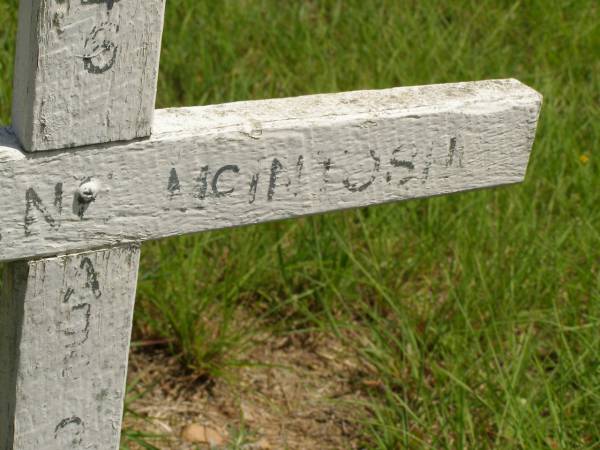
[11,0,166,152]
[0,79,542,262]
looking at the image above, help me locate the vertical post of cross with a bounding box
[12,0,166,152]
[1,1,165,449]
[1,247,142,449]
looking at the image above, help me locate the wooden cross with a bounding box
[0,2,542,449]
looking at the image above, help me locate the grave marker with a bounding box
[0,3,542,449]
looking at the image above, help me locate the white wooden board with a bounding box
[0,79,542,262]
[0,245,140,450]
[12,0,166,152]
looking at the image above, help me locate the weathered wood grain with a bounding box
[12,0,166,152]
[0,79,542,262]
[0,245,140,450]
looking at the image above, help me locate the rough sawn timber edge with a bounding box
[0,79,542,262]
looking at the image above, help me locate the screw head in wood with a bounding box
[78,180,100,203]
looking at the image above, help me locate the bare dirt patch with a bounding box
[123,333,371,449]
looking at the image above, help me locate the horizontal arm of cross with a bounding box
[0,79,541,263]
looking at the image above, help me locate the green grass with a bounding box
[1,0,599,448]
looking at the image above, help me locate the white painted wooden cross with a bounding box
[0,2,542,449]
